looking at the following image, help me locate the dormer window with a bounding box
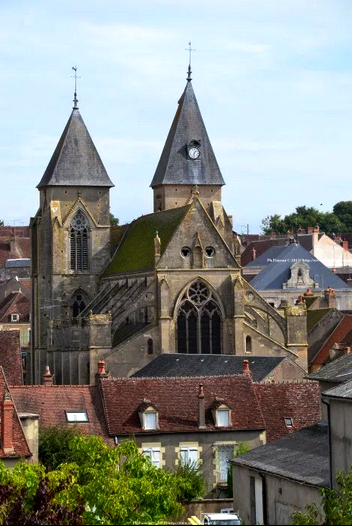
[211,399,232,427]
[138,399,159,430]
[11,313,19,322]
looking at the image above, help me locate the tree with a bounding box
[172,462,206,502]
[291,468,352,525]
[333,201,352,231]
[261,206,346,235]
[39,425,83,471]
[110,213,119,226]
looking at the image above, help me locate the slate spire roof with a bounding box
[37,108,114,188]
[150,78,225,187]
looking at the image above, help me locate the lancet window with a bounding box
[176,280,222,354]
[70,210,89,271]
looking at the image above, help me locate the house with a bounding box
[0,330,23,385]
[309,314,352,372]
[132,354,307,382]
[231,423,329,525]
[30,69,310,384]
[0,226,30,272]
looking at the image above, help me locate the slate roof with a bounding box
[150,80,225,187]
[245,245,288,268]
[254,381,321,442]
[308,352,352,383]
[249,243,347,291]
[100,375,265,435]
[232,422,329,487]
[241,238,289,267]
[4,259,30,268]
[0,367,30,458]
[323,378,352,399]
[132,354,291,382]
[311,315,352,366]
[10,384,113,444]
[0,292,30,323]
[105,205,190,274]
[0,331,23,385]
[37,108,114,188]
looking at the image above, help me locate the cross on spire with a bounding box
[185,41,195,81]
[71,66,81,109]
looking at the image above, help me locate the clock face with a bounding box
[188,147,200,159]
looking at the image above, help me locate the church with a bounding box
[30,66,308,384]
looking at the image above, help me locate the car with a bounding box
[201,512,242,525]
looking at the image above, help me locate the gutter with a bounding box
[322,398,333,489]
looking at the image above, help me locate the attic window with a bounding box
[284,417,293,428]
[11,313,19,322]
[181,247,191,258]
[217,408,231,427]
[65,410,88,423]
[144,411,158,430]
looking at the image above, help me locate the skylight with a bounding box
[65,410,88,423]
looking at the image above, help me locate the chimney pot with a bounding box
[343,240,349,251]
[242,359,252,376]
[95,360,109,384]
[42,366,54,385]
[307,227,313,234]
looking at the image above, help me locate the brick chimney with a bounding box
[307,226,313,234]
[270,232,276,239]
[1,392,14,454]
[242,359,252,377]
[42,366,54,386]
[343,240,349,251]
[252,246,256,261]
[312,226,319,254]
[198,383,206,429]
[95,360,109,384]
[324,287,336,309]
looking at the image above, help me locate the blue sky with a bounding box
[1,0,352,233]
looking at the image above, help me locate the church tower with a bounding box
[150,66,225,213]
[30,90,114,384]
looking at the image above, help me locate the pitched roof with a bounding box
[250,243,347,291]
[241,238,289,267]
[105,205,190,274]
[323,378,352,399]
[232,423,329,487]
[308,352,352,383]
[0,330,23,385]
[0,291,30,323]
[132,354,292,382]
[10,384,112,444]
[37,108,114,188]
[100,375,265,436]
[254,381,321,442]
[311,315,352,366]
[0,367,30,458]
[150,80,225,187]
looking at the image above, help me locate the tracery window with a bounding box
[71,290,87,318]
[176,281,222,354]
[70,210,89,271]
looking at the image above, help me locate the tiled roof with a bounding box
[308,352,352,383]
[37,108,114,188]
[132,354,290,383]
[232,422,329,487]
[254,381,321,442]
[249,243,347,291]
[241,239,289,267]
[10,384,112,444]
[0,292,30,323]
[323,378,352,399]
[105,205,190,274]
[0,367,30,458]
[311,315,352,366]
[150,81,225,187]
[0,331,23,385]
[100,375,266,436]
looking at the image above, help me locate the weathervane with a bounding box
[185,41,195,81]
[71,66,81,109]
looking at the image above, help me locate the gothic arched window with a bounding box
[71,290,88,318]
[245,335,252,353]
[70,210,89,271]
[176,281,222,354]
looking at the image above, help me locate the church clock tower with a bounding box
[30,89,114,384]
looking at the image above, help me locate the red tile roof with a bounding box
[0,331,23,385]
[311,315,352,366]
[0,292,30,323]
[0,367,31,458]
[10,384,113,445]
[100,375,266,436]
[241,239,288,267]
[254,381,321,442]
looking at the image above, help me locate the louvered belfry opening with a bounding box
[70,210,89,271]
[176,280,222,354]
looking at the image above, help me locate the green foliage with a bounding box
[172,462,206,502]
[227,442,251,498]
[261,205,347,235]
[333,201,352,231]
[39,425,83,471]
[291,468,352,525]
[110,213,119,226]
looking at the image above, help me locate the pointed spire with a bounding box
[185,41,194,82]
[187,64,192,82]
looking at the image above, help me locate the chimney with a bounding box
[252,246,256,261]
[343,240,349,252]
[95,360,109,384]
[324,287,336,309]
[270,232,276,239]
[312,225,319,252]
[1,392,14,453]
[242,359,252,376]
[42,366,54,386]
[307,227,313,234]
[198,383,205,429]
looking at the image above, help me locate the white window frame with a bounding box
[11,313,19,322]
[180,446,198,467]
[142,447,161,468]
[217,408,231,427]
[217,444,235,483]
[65,410,89,423]
[143,410,158,430]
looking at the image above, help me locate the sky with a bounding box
[1,0,352,233]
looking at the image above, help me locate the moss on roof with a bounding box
[307,308,330,332]
[105,205,190,275]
